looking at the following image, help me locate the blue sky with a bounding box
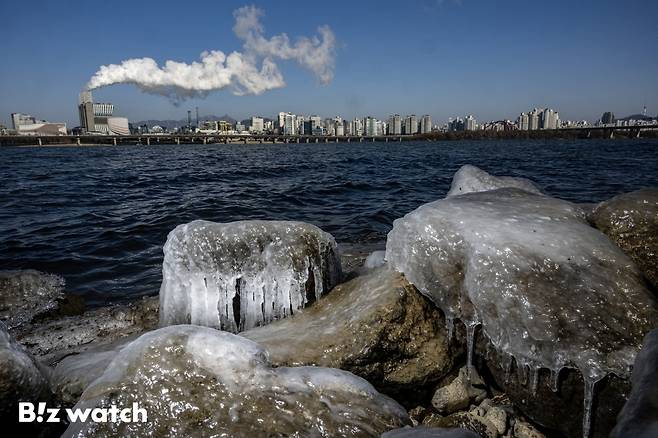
[1,0,657,127]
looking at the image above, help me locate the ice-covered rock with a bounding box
[386,188,658,437]
[159,220,341,332]
[589,188,658,290]
[610,327,658,438]
[0,322,53,427]
[381,426,480,438]
[62,325,409,437]
[446,165,543,198]
[0,269,65,329]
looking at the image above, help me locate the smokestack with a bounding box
[187,110,191,129]
[196,107,199,128]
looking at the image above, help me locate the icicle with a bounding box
[446,315,454,340]
[466,322,479,380]
[504,355,514,384]
[518,361,529,386]
[582,375,602,438]
[530,366,539,395]
[549,368,561,392]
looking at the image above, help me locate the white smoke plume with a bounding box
[85,5,336,100]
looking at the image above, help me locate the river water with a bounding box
[1,138,656,304]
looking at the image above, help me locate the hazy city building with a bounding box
[420,115,432,134]
[351,118,364,136]
[517,113,529,130]
[364,116,377,136]
[250,116,264,133]
[10,112,66,135]
[404,115,418,135]
[600,112,615,125]
[388,114,402,135]
[464,115,476,131]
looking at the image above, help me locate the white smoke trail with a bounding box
[85,5,336,99]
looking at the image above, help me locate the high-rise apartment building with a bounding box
[388,114,402,135]
[420,115,433,133]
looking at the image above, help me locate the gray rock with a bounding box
[0,270,65,329]
[446,165,543,198]
[484,406,508,436]
[424,410,498,438]
[159,220,342,332]
[62,325,410,437]
[589,188,658,289]
[610,328,658,438]
[431,366,487,414]
[244,267,459,400]
[512,420,545,438]
[382,426,481,438]
[13,295,158,365]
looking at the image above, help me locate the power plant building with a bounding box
[78,91,129,135]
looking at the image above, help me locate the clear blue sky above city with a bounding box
[1,0,657,128]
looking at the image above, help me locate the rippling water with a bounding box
[1,138,656,305]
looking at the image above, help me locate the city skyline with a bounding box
[1,0,658,128]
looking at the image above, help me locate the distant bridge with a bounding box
[1,125,657,147]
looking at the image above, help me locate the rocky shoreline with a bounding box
[1,165,656,438]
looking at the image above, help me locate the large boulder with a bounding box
[446,165,543,198]
[386,186,657,437]
[0,270,65,329]
[62,325,409,437]
[243,266,459,401]
[159,220,341,332]
[589,188,658,290]
[611,328,658,438]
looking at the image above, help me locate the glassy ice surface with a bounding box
[446,164,544,198]
[62,325,409,437]
[159,220,341,332]
[0,270,64,329]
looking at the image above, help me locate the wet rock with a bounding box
[424,411,498,438]
[484,406,507,436]
[446,165,543,198]
[13,295,158,365]
[512,420,545,438]
[243,267,459,401]
[0,270,65,329]
[382,426,481,438]
[431,366,487,414]
[610,328,658,438]
[160,220,341,332]
[386,185,657,437]
[589,188,658,290]
[62,325,410,437]
[0,322,55,433]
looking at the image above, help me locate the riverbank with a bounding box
[1,125,657,147]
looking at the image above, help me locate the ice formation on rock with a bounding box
[386,188,657,437]
[159,220,341,332]
[0,322,52,420]
[62,325,409,437]
[0,270,65,329]
[364,250,387,269]
[446,165,543,198]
